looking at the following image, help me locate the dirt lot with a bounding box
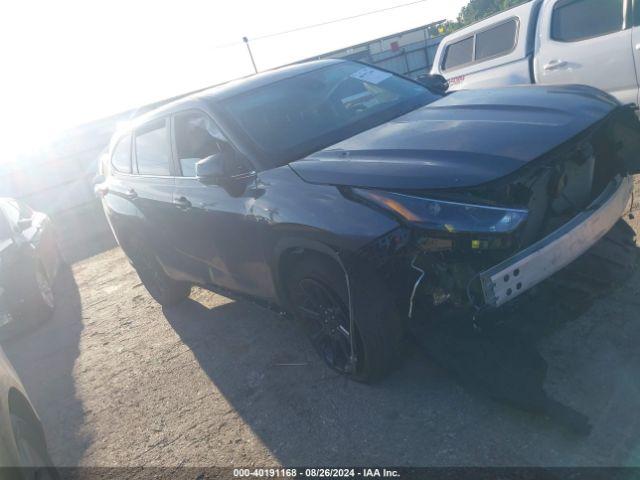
[4,227,640,467]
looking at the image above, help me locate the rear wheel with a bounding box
[130,248,191,307]
[285,254,402,383]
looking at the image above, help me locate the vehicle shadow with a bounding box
[411,219,640,434]
[2,264,88,467]
[163,236,640,468]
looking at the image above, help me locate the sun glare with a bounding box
[1,0,466,165]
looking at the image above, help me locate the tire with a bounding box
[129,247,191,307]
[285,254,403,383]
[10,414,59,480]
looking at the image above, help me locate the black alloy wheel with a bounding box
[293,277,355,374]
[286,253,403,382]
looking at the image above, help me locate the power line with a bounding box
[214,0,435,48]
[253,0,434,41]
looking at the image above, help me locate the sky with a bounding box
[0,0,466,160]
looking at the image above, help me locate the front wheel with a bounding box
[285,254,402,383]
[129,248,191,307]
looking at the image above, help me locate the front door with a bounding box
[535,0,638,105]
[169,110,269,298]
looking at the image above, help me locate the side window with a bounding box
[111,134,132,173]
[174,112,226,177]
[442,19,519,71]
[552,0,624,42]
[443,37,474,71]
[475,20,518,61]
[134,119,171,176]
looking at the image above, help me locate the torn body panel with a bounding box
[355,105,640,318]
[480,174,632,307]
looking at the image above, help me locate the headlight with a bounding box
[353,188,528,234]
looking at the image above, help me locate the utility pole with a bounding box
[243,37,258,74]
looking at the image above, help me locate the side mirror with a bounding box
[417,73,449,95]
[16,217,32,232]
[196,152,229,185]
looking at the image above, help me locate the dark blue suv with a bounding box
[97,60,640,381]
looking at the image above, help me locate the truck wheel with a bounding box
[285,254,401,383]
[130,248,191,307]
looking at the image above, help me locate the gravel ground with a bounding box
[4,223,640,467]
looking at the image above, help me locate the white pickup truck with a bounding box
[431,0,640,106]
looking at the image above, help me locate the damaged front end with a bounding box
[351,105,640,318]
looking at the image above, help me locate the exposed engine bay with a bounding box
[356,105,640,318]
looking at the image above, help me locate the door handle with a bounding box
[635,43,640,51]
[173,196,192,210]
[544,60,568,71]
[124,188,138,199]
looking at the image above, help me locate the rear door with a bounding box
[100,132,142,248]
[128,118,178,273]
[535,0,637,104]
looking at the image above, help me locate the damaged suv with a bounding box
[97,59,640,382]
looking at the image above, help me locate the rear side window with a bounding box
[475,20,518,61]
[552,0,624,42]
[134,120,171,176]
[111,134,132,173]
[443,37,474,70]
[442,18,519,71]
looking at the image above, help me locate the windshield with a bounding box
[220,62,438,167]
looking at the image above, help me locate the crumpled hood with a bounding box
[289,85,619,190]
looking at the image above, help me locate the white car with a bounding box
[431,0,638,107]
[0,346,57,478]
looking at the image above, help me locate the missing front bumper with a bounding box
[479,175,633,307]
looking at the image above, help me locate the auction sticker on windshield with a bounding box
[350,67,392,84]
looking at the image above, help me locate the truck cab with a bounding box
[432,0,640,107]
